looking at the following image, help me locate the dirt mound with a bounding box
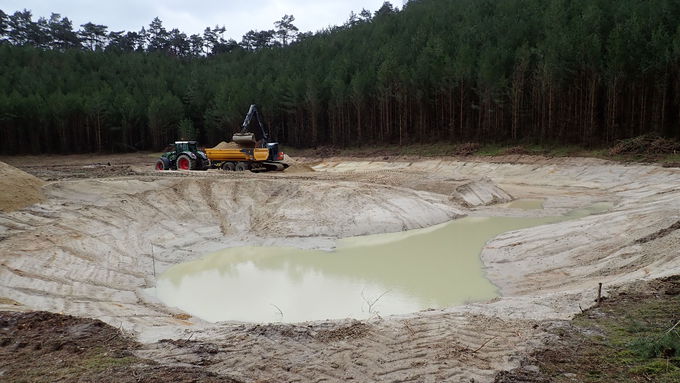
[453,177,513,207]
[315,321,371,342]
[283,154,315,173]
[212,141,241,149]
[0,161,45,212]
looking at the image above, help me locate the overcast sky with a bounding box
[3,0,395,40]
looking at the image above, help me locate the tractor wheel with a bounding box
[201,159,211,170]
[222,162,236,171]
[155,158,170,171]
[235,162,250,171]
[195,159,208,171]
[176,155,195,171]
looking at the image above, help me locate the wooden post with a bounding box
[597,282,603,303]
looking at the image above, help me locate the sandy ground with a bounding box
[0,153,679,382]
[0,161,44,212]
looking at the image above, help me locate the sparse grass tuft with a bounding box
[475,144,505,156]
[81,353,137,370]
[630,330,680,360]
[502,278,680,383]
[629,359,680,376]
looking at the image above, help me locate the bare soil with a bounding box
[0,153,150,181]
[0,311,238,383]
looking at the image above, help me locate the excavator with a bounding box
[204,104,289,172]
[232,104,271,146]
[156,104,288,172]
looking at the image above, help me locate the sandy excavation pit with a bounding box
[152,202,613,325]
[1,156,679,382]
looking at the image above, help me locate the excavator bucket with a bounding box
[232,133,256,145]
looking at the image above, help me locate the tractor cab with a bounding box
[174,141,198,153]
[156,140,209,171]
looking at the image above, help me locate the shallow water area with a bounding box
[155,202,613,324]
[501,198,545,210]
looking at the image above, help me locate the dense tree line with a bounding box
[1,0,679,154]
[0,9,303,55]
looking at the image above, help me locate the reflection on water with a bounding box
[155,202,612,323]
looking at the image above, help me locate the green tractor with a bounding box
[155,141,210,171]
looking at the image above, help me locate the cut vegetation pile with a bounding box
[0,161,44,212]
[455,142,482,156]
[609,135,680,156]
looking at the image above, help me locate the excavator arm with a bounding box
[234,104,269,147]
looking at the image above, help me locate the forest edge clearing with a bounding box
[0,153,678,382]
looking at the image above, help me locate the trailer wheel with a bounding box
[155,158,170,171]
[177,155,195,171]
[222,162,236,171]
[235,162,250,171]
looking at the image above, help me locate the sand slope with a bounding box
[283,154,314,173]
[0,161,44,212]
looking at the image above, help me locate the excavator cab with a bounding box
[266,142,283,161]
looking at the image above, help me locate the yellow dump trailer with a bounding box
[205,148,270,162]
[201,104,288,172]
[204,147,287,172]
